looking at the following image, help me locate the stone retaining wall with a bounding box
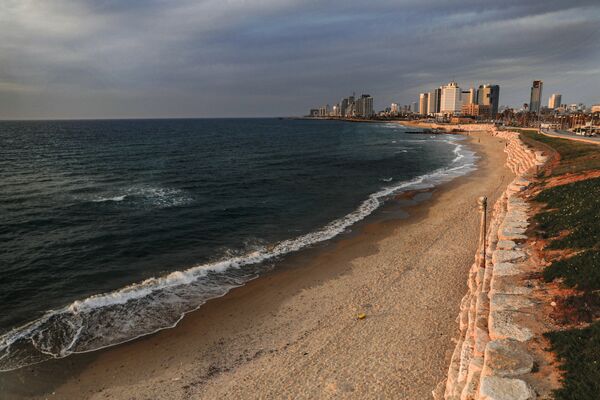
[438,129,548,400]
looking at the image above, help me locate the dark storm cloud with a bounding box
[0,0,598,118]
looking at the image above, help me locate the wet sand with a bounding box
[2,131,513,400]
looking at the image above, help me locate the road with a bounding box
[540,129,600,145]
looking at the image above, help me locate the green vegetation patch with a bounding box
[545,321,600,400]
[524,129,600,399]
[543,251,600,292]
[534,177,600,249]
[520,130,600,175]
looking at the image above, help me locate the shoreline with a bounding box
[1,130,513,399]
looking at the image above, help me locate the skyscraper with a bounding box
[548,93,562,109]
[419,93,429,115]
[434,87,442,114]
[354,94,374,118]
[477,84,500,117]
[529,80,543,114]
[462,88,476,105]
[427,91,438,116]
[340,97,349,117]
[440,81,461,115]
[363,94,374,117]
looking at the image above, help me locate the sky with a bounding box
[0,0,599,119]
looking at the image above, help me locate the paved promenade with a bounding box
[540,129,600,145]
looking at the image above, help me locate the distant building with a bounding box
[319,104,330,117]
[548,93,562,109]
[462,88,476,105]
[592,104,600,113]
[309,109,319,117]
[419,93,429,115]
[477,84,500,117]
[390,103,399,114]
[340,97,350,117]
[529,80,543,114]
[412,102,418,113]
[434,87,442,114]
[427,92,438,116]
[345,102,355,117]
[461,103,491,119]
[364,95,374,117]
[332,104,340,117]
[354,94,374,118]
[440,81,462,115]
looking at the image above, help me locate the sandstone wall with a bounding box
[439,129,548,400]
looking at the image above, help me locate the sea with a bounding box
[0,118,476,371]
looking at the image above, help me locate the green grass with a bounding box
[523,131,600,399]
[545,321,600,400]
[543,251,600,292]
[520,130,600,175]
[534,177,600,249]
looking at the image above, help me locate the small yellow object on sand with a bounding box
[357,313,366,320]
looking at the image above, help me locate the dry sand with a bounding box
[3,131,512,400]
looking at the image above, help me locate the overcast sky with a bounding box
[1,0,599,119]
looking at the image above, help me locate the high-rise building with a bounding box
[419,93,429,115]
[318,104,330,117]
[529,80,543,114]
[412,102,418,113]
[427,92,438,116]
[477,84,500,118]
[434,87,442,114]
[345,102,355,117]
[332,104,340,117]
[363,94,374,117]
[340,97,349,117]
[548,93,562,109]
[354,94,374,118]
[390,103,399,114]
[462,88,476,105]
[440,81,461,115]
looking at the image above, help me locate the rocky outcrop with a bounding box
[438,129,548,400]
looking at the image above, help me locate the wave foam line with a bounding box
[0,136,477,372]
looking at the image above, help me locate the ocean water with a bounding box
[0,118,476,371]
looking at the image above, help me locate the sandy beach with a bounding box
[2,130,513,400]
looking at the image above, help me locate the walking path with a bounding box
[539,129,600,145]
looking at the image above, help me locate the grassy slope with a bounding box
[520,131,600,400]
[520,130,600,176]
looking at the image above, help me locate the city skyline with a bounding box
[0,1,599,119]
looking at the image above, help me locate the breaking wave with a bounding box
[0,136,476,372]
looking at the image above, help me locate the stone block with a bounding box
[490,294,535,312]
[492,250,527,264]
[493,263,527,277]
[498,229,527,241]
[480,376,536,400]
[496,240,517,250]
[489,310,533,342]
[490,275,532,296]
[483,339,534,378]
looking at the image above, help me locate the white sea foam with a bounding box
[452,143,465,163]
[0,135,477,372]
[90,186,191,207]
[92,195,127,202]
